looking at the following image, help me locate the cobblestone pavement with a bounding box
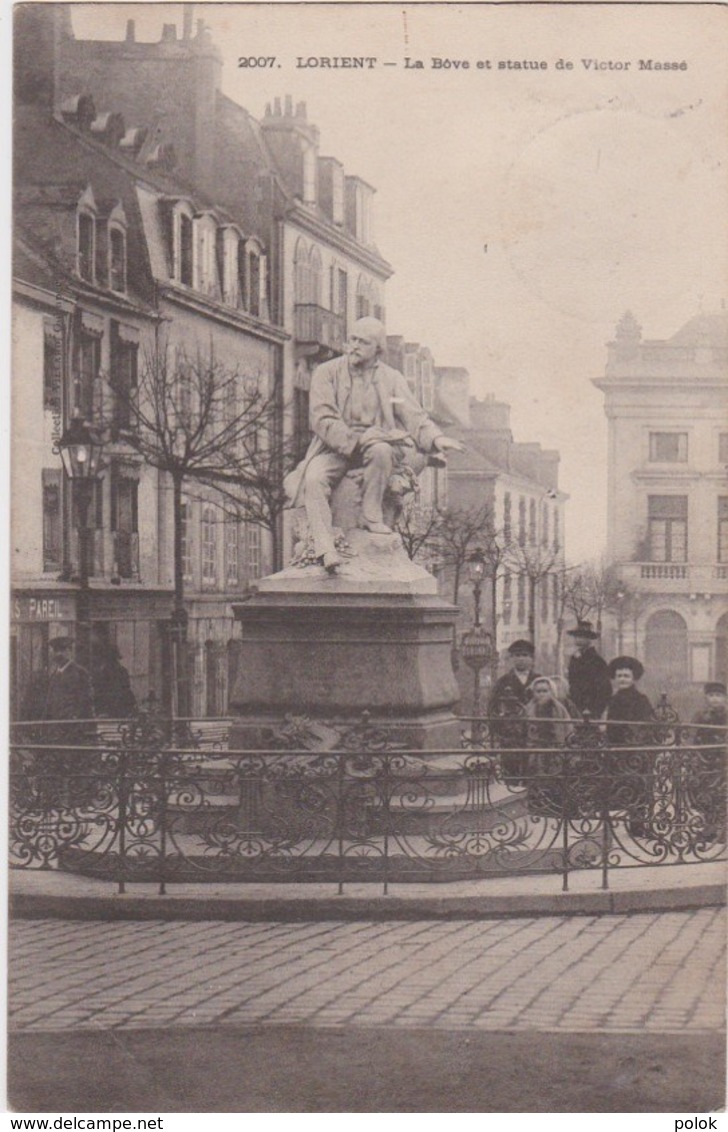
[9,909,725,1034]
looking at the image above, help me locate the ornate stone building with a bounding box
[594,310,728,710]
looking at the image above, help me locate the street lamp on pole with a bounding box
[461,549,492,731]
[58,413,105,671]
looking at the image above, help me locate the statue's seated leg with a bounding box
[302,451,349,560]
[360,442,394,532]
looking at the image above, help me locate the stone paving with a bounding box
[8,909,726,1034]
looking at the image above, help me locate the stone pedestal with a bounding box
[230,530,461,750]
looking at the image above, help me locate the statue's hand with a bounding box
[434,436,465,453]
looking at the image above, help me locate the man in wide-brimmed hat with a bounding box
[566,620,612,719]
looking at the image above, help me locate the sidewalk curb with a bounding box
[10,882,726,922]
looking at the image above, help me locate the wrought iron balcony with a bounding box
[294,303,345,357]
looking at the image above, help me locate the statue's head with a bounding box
[348,317,387,359]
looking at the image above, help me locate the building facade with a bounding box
[594,310,728,710]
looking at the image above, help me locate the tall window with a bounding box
[309,247,322,307]
[517,575,526,623]
[503,493,512,542]
[518,497,526,547]
[528,499,537,545]
[180,502,193,581]
[649,432,688,463]
[78,212,95,282]
[719,498,728,563]
[553,506,559,551]
[247,523,261,580]
[110,468,139,579]
[75,333,100,419]
[542,502,549,547]
[552,573,559,619]
[42,469,62,572]
[648,495,688,563]
[111,325,138,431]
[109,228,126,292]
[226,520,240,585]
[43,318,61,411]
[236,240,247,309]
[201,506,217,585]
[503,571,512,623]
[248,251,260,317]
[180,214,193,286]
[719,434,728,465]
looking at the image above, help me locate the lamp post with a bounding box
[460,549,493,728]
[58,413,105,671]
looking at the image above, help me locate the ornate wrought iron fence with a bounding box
[10,703,726,895]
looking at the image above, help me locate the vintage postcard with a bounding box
[8,0,728,1118]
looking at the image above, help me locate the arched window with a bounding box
[716,613,728,683]
[644,610,688,690]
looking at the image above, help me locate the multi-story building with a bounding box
[12,6,286,716]
[445,395,567,675]
[52,11,393,505]
[594,310,728,709]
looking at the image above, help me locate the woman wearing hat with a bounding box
[605,656,655,839]
[524,677,576,819]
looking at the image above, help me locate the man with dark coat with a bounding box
[567,620,612,719]
[488,639,540,784]
[42,636,94,801]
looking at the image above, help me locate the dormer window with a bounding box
[78,212,95,283]
[109,227,126,292]
[246,238,266,319]
[194,212,220,298]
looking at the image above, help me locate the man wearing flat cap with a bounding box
[488,640,541,784]
[284,317,464,571]
[567,620,612,719]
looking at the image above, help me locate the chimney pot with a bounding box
[161,23,177,42]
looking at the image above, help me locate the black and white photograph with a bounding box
[8,0,728,1116]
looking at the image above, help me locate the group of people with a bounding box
[22,626,137,730]
[487,620,726,839]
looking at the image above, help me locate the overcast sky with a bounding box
[69,2,728,561]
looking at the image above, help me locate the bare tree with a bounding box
[436,503,498,606]
[507,540,563,649]
[394,502,443,565]
[104,334,281,716]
